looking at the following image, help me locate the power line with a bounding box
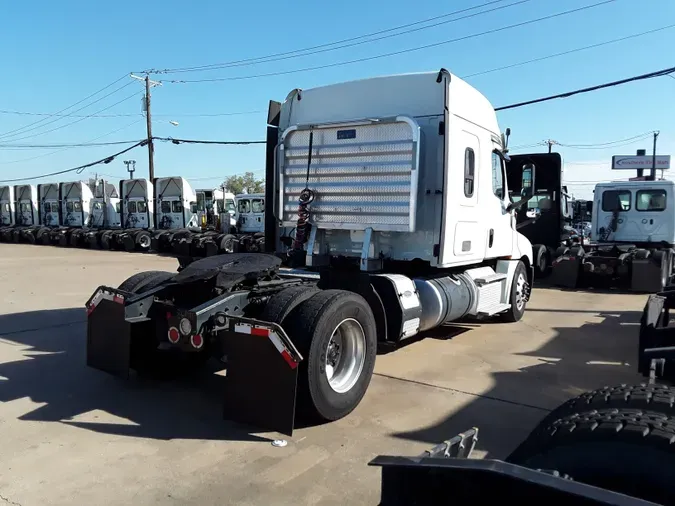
[0,109,262,118]
[0,74,129,139]
[0,79,134,141]
[0,90,142,143]
[0,140,147,183]
[463,23,675,78]
[156,137,266,145]
[0,139,143,149]
[148,0,513,74]
[558,132,655,149]
[511,131,656,153]
[495,65,675,111]
[0,120,144,166]
[154,0,532,74]
[164,1,616,84]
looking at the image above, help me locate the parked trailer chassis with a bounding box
[551,244,673,292]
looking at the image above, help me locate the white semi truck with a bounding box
[86,69,539,435]
[552,178,675,292]
[0,185,16,242]
[10,184,39,243]
[0,186,15,232]
[215,192,267,253]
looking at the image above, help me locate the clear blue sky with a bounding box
[0,0,673,198]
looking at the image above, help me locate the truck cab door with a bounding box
[631,188,671,243]
[595,189,631,241]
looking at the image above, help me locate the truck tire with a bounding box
[506,408,675,505]
[100,230,113,250]
[652,250,673,289]
[285,290,377,422]
[118,270,175,293]
[135,230,152,251]
[500,261,529,323]
[259,284,319,325]
[219,234,236,253]
[509,383,675,452]
[534,245,549,277]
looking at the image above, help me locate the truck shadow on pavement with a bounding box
[0,307,269,442]
[388,307,645,459]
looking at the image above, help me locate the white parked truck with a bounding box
[79,180,122,249]
[151,176,202,253]
[11,184,38,243]
[552,178,675,292]
[36,183,63,245]
[0,185,16,242]
[86,70,538,435]
[215,192,267,253]
[0,185,15,231]
[59,181,93,247]
[106,178,156,252]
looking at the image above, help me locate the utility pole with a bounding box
[544,139,558,153]
[130,74,162,182]
[650,131,660,181]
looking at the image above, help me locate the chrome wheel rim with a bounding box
[325,318,366,394]
[139,235,150,248]
[515,272,527,311]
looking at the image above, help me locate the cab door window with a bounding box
[491,152,504,199]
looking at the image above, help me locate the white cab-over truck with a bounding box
[0,185,15,229]
[86,70,538,435]
[552,179,675,292]
[215,192,267,253]
[5,184,39,243]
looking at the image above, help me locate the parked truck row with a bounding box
[0,176,266,257]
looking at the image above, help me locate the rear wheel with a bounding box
[135,230,152,250]
[219,234,236,253]
[507,407,675,505]
[534,245,549,277]
[285,290,377,422]
[259,284,319,324]
[653,250,673,289]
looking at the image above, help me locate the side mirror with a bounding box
[521,163,536,195]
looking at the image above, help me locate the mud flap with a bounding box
[222,320,302,437]
[86,288,132,379]
[550,255,580,288]
[632,258,664,293]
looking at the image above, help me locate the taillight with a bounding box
[190,334,204,349]
[167,326,180,344]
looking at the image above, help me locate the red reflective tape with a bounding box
[281,349,298,370]
[251,327,269,337]
[86,305,95,316]
[113,294,124,304]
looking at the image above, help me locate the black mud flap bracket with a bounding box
[639,291,675,382]
[369,427,656,505]
[222,317,303,437]
[86,286,133,379]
